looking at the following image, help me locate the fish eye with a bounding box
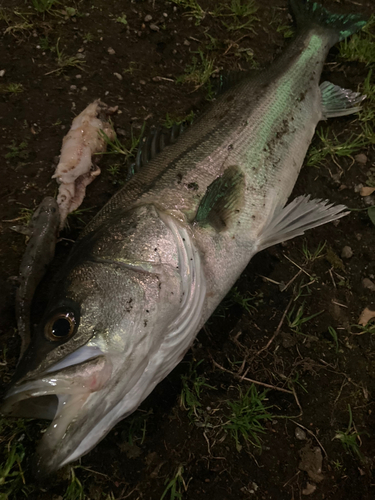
[44,311,76,341]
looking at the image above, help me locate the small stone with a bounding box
[113,72,123,80]
[295,427,307,440]
[75,74,82,79]
[363,194,375,206]
[0,70,6,77]
[139,80,146,85]
[144,14,152,22]
[341,246,353,259]
[107,47,115,55]
[149,23,160,31]
[70,85,77,90]
[360,186,375,197]
[354,183,363,193]
[81,86,87,91]
[163,12,168,17]
[355,153,367,165]
[302,483,317,496]
[362,278,375,292]
[75,53,85,60]
[183,39,190,46]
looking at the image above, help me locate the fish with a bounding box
[0,0,367,478]
[13,197,60,359]
[53,99,117,229]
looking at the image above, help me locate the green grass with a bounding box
[63,467,85,500]
[286,303,323,335]
[328,326,339,353]
[31,0,59,14]
[334,405,363,460]
[163,110,195,129]
[0,83,24,94]
[224,385,273,452]
[213,0,258,33]
[172,0,205,25]
[4,141,28,160]
[121,410,151,446]
[176,49,217,95]
[115,14,128,26]
[0,419,33,500]
[307,127,368,167]
[45,38,84,76]
[301,240,326,264]
[339,15,375,66]
[180,360,215,419]
[276,23,294,39]
[161,465,187,500]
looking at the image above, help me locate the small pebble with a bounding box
[113,72,123,80]
[363,194,375,206]
[295,427,307,440]
[107,47,116,55]
[149,23,160,31]
[75,74,82,79]
[184,39,190,46]
[362,278,375,292]
[0,69,6,77]
[341,246,353,259]
[75,53,85,60]
[140,80,146,85]
[70,85,77,90]
[144,14,152,22]
[81,86,87,91]
[355,153,367,165]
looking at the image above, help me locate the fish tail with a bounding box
[289,0,367,43]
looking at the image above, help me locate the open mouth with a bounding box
[1,349,112,477]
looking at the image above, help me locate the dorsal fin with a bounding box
[132,123,187,174]
[195,165,245,231]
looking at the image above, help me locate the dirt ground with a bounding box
[0,0,375,499]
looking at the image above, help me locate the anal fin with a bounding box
[320,81,366,118]
[257,195,348,252]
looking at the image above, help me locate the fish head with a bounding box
[1,248,183,477]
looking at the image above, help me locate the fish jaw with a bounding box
[1,354,113,477]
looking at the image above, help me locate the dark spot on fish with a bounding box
[176,173,183,184]
[187,182,199,191]
[154,248,157,251]
[144,320,148,327]
[146,309,149,313]
[182,238,185,241]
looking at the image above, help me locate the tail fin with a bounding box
[289,0,367,43]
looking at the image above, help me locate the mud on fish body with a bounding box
[0,0,368,478]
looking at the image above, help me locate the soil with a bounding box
[0,0,375,499]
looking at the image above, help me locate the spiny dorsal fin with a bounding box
[195,165,245,231]
[133,123,187,173]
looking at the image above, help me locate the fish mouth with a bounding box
[1,349,113,478]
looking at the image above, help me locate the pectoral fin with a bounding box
[195,165,245,231]
[257,196,348,252]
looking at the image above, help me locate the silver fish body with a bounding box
[1,0,366,476]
